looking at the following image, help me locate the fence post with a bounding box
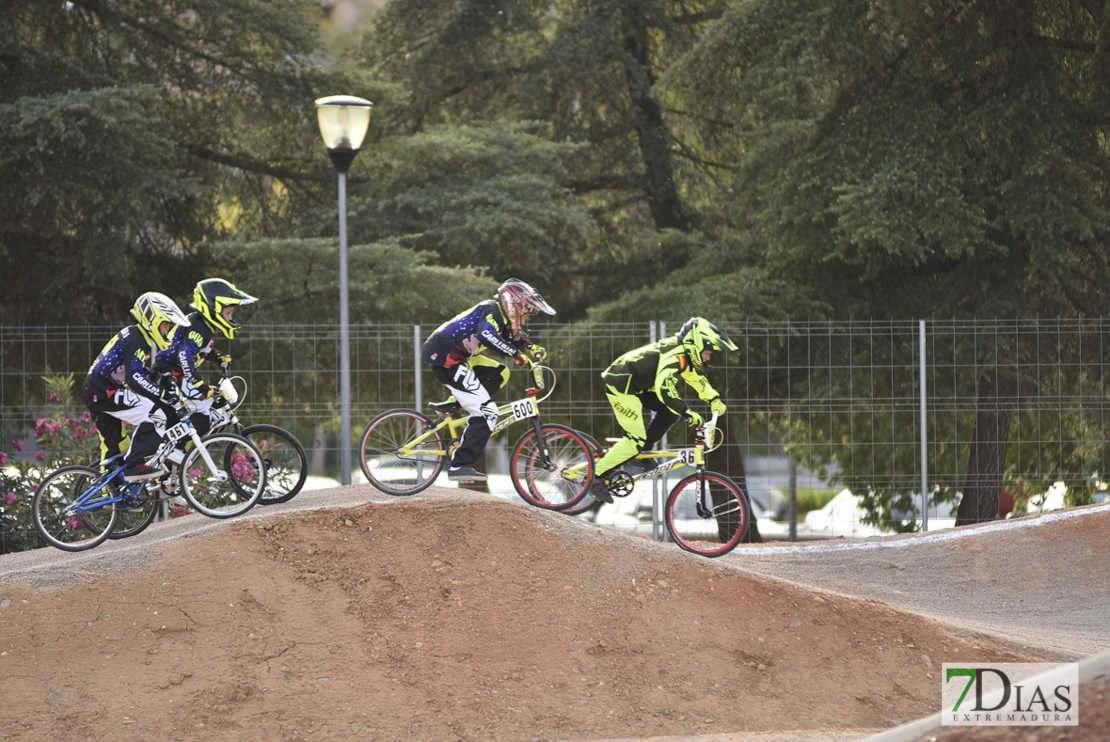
[650,320,662,541]
[656,321,669,542]
[414,325,422,410]
[920,319,929,531]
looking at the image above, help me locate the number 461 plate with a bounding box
[511,398,538,421]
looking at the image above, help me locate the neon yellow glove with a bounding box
[529,344,548,363]
[685,409,704,428]
[710,398,727,417]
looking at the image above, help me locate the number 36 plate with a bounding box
[511,398,538,421]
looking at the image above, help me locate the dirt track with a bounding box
[0,486,1107,742]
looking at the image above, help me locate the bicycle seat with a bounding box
[429,399,463,416]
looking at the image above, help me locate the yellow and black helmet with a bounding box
[191,278,258,339]
[678,317,738,373]
[131,292,190,351]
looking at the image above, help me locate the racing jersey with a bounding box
[83,325,165,404]
[153,313,216,386]
[601,336,720,417]
[422,300,524,368]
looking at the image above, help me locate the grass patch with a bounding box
[793,488,838,519]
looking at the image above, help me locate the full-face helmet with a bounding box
[191,278,258,339]
[131,292,190,351]
[496,278,555,340]
[678,317,738,373]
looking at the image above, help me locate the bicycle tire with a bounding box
[510,423,594,511]
[664,471,751,558]
[358,409,446,496]
[560,430,605,516]
[106,479,160,539]
[32,465,119,552]
[241,424,308,505]
[181,433,266,518]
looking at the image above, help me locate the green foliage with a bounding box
[207,237,499,326]
[0,0,353,324]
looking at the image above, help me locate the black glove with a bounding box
[212,393,230,409]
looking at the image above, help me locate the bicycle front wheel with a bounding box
[665,472,751,558]
[180,433,266,518]
[358,409,446,496]
[32,465,119,552]
[241,424,308,505]
[510,423,594,511]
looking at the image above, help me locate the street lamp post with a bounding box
[315,95,373,485]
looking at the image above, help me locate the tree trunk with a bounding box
[621,7,690,232]
[955,370,1014,526]
[709,417,762,543]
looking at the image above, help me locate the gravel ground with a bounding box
[3,485,1107,742]
[717,502,1110,659]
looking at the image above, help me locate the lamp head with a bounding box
[315,95,373,173]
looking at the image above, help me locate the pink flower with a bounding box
[11,440,23,452]
[81,411,92,423]
[49,422,63,438]
[90,424,98,436]
[170,504,188,518]
[4,492,16,506]
[0,452,7,467]
[35,419,49,436]
[46,392,60,402]
[231,453,256,483]
[35,450,47,462]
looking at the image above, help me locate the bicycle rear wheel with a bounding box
[106,480,160,539]
[359,409,446,495]
[181,433,266,518]
[510,423,594,511]
[241,424,308,505]
[664,472,750,557]
[32,465,119,551]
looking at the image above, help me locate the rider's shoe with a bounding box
[122,463,165,482]
[447,465,487,482]
[430,397,464,417]
[587,474,614,504]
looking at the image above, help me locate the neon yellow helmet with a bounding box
[678,317,738,373]
[191,278,258,339]
[131,292,190,351]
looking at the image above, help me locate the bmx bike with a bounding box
[358,364,595,510]
[555,411,751,557]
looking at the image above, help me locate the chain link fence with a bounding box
[4,319,1109,551]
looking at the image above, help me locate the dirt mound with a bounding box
[0,489,1061,742]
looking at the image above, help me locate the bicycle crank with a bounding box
[607,469,635,498]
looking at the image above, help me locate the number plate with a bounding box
[678,448,697,466]
[511,398,538,421]
[166,422,191,443]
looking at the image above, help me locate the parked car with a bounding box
[745,480,788,520]
[800,488,965,539]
